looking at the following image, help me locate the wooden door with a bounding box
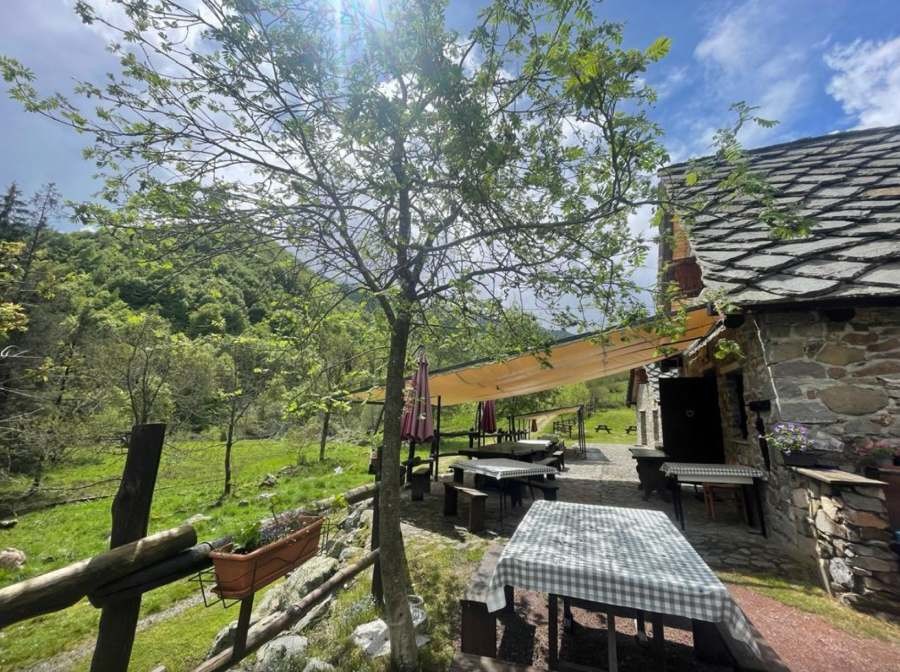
[659,377,725,463]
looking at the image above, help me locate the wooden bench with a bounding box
[552,448,565,470]
[450,653,537,671]
[513,478,559,501]
[534,456,559,479]
[444,482,488,533]
[594,423,612,434]
[460,544,514,658]
[409,466,431,501]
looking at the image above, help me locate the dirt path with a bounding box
[729,584,900,672]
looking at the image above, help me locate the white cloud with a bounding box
[674,0,813,156]
[694,0,771,72]
[825,36,900,129]
[651,66,688,101]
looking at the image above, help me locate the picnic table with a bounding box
[628,447,668,500]
[459,440,550,461]
[661,462,768,537]
[450,458,557,527]
[485,501,763,671]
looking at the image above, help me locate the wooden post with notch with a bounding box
[90,423,166,672]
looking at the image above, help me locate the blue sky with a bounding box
[2,0,899,317]
[3,1,900,204]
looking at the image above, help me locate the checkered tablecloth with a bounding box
[515,439,553,448]
[453,458,556,480]
[661,462,767,480]
[485,501,761,656]
[629,448,667,459]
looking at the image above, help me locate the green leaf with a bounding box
[645,37,672,62]
[685,171,699,186]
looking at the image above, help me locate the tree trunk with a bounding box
[318,408,330,462]
[223,410,235,500]
[379,312,418,670]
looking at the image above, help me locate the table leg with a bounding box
[753,478,767,538]
[607,611,618,672]
[548,594,558,670]
[453,467,463,484]
[741,484,755,528]
[671,479,685,530]
[563,598,575,634]
[635,611,646,642]
[652,613,665,671]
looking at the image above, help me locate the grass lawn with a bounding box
[582,407,637,444]
[0,438,374,670]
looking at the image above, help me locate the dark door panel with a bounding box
[659,377,725,463]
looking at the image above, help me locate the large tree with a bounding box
[3,0,678,665]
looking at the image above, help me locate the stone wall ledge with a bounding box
[792,467,887,487]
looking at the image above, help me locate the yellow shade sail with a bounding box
[355,307,717,406]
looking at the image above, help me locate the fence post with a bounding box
[90,423,166,672]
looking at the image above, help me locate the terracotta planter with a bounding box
[210,515,323,599]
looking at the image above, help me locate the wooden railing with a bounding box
[0,423,379,671]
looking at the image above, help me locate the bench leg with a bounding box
[460,600,497,657]
[545,487,558,502]
[468,497,485,533]
[692,620,735,666]
[411,476,426,501]
[443,484,458,516]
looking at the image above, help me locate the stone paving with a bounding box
[401,443,810,580]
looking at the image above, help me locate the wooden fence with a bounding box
[0,423,380,671]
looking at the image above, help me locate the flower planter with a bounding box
[782,451,819,467]
[210,515,323,599]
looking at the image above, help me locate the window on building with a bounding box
[652,409,660,445]
[639,411,648,445]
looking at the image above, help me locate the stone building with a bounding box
[630,124,900,615]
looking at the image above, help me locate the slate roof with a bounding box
[661,125,900,306]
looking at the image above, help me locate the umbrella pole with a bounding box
[433,396,442,481]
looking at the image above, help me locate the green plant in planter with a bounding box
[233,520,262,553]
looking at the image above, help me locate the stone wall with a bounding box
[790,471,899,617]
[632,364,675,447]
[682,305,900,556]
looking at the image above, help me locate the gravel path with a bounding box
[730,585,900,672]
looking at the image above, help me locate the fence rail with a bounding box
[0,422,379,671]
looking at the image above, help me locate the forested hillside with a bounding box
[0,182,600,510]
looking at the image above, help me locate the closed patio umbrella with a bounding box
[401,349,433,480]
[481,400,497,434]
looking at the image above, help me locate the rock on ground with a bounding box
[351,618,431,659]
[253,634,308,672]
[207,556,338,658]
[302,659,335,672]
[350,601,429,659]
[0,547,26,569]
[255,556,339,616]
